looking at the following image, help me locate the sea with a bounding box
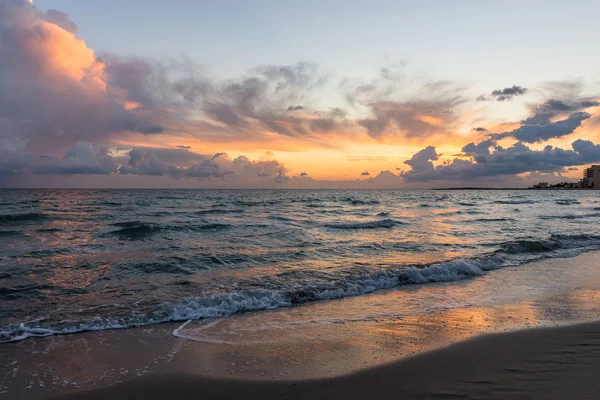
[1,189,600,343]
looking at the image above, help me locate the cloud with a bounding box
[176,145,191,149]
[462,139,497,158]
[104,56,347,142]
[0,0,163,153]
[0,136,30,175]
[522,98,599,125]
[493,111,590,143]
[478,85,528,102]
[119,148,184,177]
[300,172,308,176]
[33,142,118,175]
[361,171,370,176]
[185,154,290,183]
[346,76,466,139]
[404,146,438,172]
[402,139,600,182]
[473,127,488,132]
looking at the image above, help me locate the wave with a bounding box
[36,228,62,233]
[193,208,244,215]
[494,199,536,205]
[499,234,600,254]
[556,199,581,205]
[539,213,600,220]
[3,232,600,343]
[438,210,483,216]
[344,198,380,206]
[107,220,231,240]
[0,212,48,224]
[323,219,403,229]
[472,218,516,222]
[0,230,21,237]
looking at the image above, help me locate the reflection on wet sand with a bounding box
[2,251,600,399]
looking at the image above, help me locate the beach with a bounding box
[2,250,600,399]
[55,321,600,400]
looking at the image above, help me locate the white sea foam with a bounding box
[2,234,600,343]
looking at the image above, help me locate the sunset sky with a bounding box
[1,0,600,188]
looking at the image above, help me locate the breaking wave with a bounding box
[494,199,536,205]
[323,219,403,229]
[3,232,600,343]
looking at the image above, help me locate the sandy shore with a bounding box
[55,321,600,400]
[3,252,600,399]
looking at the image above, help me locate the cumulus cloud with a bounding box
[33,142,118,175]
[119,148,184,177]
[402,139,600,182]
[404,146,438,172]
[183,153,290,184]
[462,139,497,158]
[478,85,528,102]
[0,0,163,153]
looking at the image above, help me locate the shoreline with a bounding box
[55,320,600,400]
[3,251,600,399]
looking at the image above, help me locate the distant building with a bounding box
[532,182,549,189]
[581,165,600,188]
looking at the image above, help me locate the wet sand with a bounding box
[3,252,600,399]
[56,321,600,400]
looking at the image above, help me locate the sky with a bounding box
[1,0,599,188]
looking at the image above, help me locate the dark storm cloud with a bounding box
[402,139,600,182]
[478,85,528,102]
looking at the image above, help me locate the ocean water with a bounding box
[1,189,600,342]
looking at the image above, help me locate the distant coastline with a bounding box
[432,187,597,190]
